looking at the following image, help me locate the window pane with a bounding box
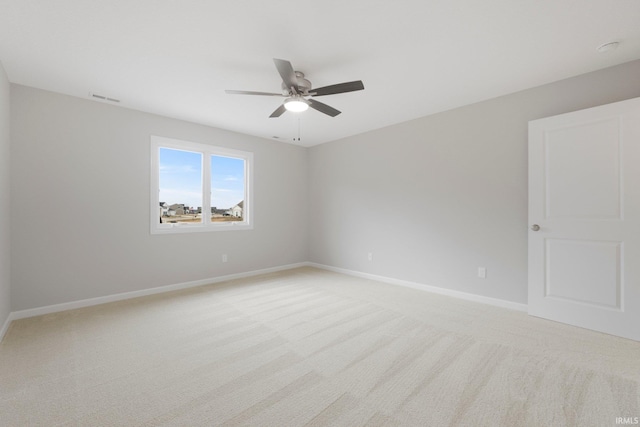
[159,148,203,224]
[211,155,245,222]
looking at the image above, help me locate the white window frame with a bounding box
[150,135,253,234]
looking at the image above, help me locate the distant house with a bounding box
[211,206,227,216]
[228,201,243,218]
[159,202,169,217]
[168,203,185,216]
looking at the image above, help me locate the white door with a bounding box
[528,97,640,342]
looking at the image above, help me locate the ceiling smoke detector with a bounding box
[596,41,619,53]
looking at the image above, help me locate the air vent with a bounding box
[89,92,121,103]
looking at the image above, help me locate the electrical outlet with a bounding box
[478,267,486,279]
[368,252,373,262]
[222,254,228,263]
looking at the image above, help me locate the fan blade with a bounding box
[269,104,287,118]
[311,80,364,97]
[225,90,283,96]
[308,99,341,117]
[273,58,299,93]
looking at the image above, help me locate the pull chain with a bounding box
[293,117,301,142]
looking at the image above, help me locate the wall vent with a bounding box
[89,92,121,103]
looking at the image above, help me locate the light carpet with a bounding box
[0,267,639,426]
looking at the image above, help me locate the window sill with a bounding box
[151,222,253,234]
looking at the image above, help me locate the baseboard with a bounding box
[307,262,528,312]
[0,313,11,342]
[8,262,308,323]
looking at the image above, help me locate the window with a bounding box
[151,136,253,234]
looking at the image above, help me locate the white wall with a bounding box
[308,60,640,304]
[0,62,10,329]
[10,85,308,311]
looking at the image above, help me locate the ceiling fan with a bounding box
[225,58,364,118]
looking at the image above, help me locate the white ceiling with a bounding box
[1,1,639,147]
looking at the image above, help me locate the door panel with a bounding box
[544,118,621,219]
[545,238,621,309]
[528,97,640,341]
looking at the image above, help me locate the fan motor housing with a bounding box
[282,71,312,94]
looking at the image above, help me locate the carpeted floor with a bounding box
[1,267,639,426]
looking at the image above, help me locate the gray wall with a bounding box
[0,62,10,325]
[308,60,640,304]
[8,60,640,312]
[10,85,308,311]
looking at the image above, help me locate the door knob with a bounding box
[531,224,540,231]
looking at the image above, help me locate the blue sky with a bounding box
[211,154,245,210]
[159,148,245,210]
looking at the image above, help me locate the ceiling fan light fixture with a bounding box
[284,97,309,112]
[226,59,363,118]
